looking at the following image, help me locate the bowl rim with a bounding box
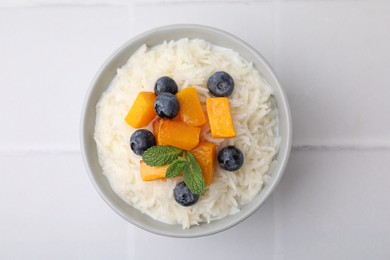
[80,23,292,238]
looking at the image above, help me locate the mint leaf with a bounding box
[182,152,206,195]
[142,145,182,166]
[166,158,188,178]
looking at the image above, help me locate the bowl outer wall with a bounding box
[80,24,292,238]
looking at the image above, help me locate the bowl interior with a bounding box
[81,24,291,238]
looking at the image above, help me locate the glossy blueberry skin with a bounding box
[174,182,199,207]
[129,129,156,156]
[154,92,180,119]
[218,146,244,171]
[154,76,178,95]
[207,71,234,97]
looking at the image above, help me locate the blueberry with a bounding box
[218,146,244,171]
[154,76,178,95]
[130,129,156,156]
[154,92,180,119]
[174,182,199,207]
[207,71,234,97]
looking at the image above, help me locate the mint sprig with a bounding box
[166,158,187,178]
[182,152,206,195]
[142,145,182,166]
[142,145,206,195]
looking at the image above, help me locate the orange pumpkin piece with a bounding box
[191,142,216,186]
[176,87,207,126]
[158,120,201,150]
[153,118,180,145]
[152,118,162,144]
[140,160,169,181]
[206,97,236,138]
[172,113,181,121]
[125,92,157,128]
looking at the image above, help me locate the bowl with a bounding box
[80,24,291,238]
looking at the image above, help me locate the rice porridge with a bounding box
[94,38,278,228]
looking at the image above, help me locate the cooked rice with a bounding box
[94,38,277,228]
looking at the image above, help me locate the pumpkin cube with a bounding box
[176,87,207,126]
[157,120,201,150]
[152,118,162,144]
[140,160,168,181]
[191,142,216,186]
[125,92,157,128]
[206,98,236,138]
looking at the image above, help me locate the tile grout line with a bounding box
[132,0,269,6]
[0,145,390,156]
[271,1,283,258]
[291,145,390,151]
[0,1,131,8]
[0,148,81,156]
[0,0,269,8]
[272,0,280,74]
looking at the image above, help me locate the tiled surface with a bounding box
[274,149,390,259]
[130,149,390,260]
[0,6,129,150]
[1,1,389,259]
[129,2,276,64]
[276,1,390,147]
[2,150,389,259]
[0,153,127,259]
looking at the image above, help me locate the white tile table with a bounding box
[1,1,389,259]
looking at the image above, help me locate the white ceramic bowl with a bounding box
[80,24,291,238]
